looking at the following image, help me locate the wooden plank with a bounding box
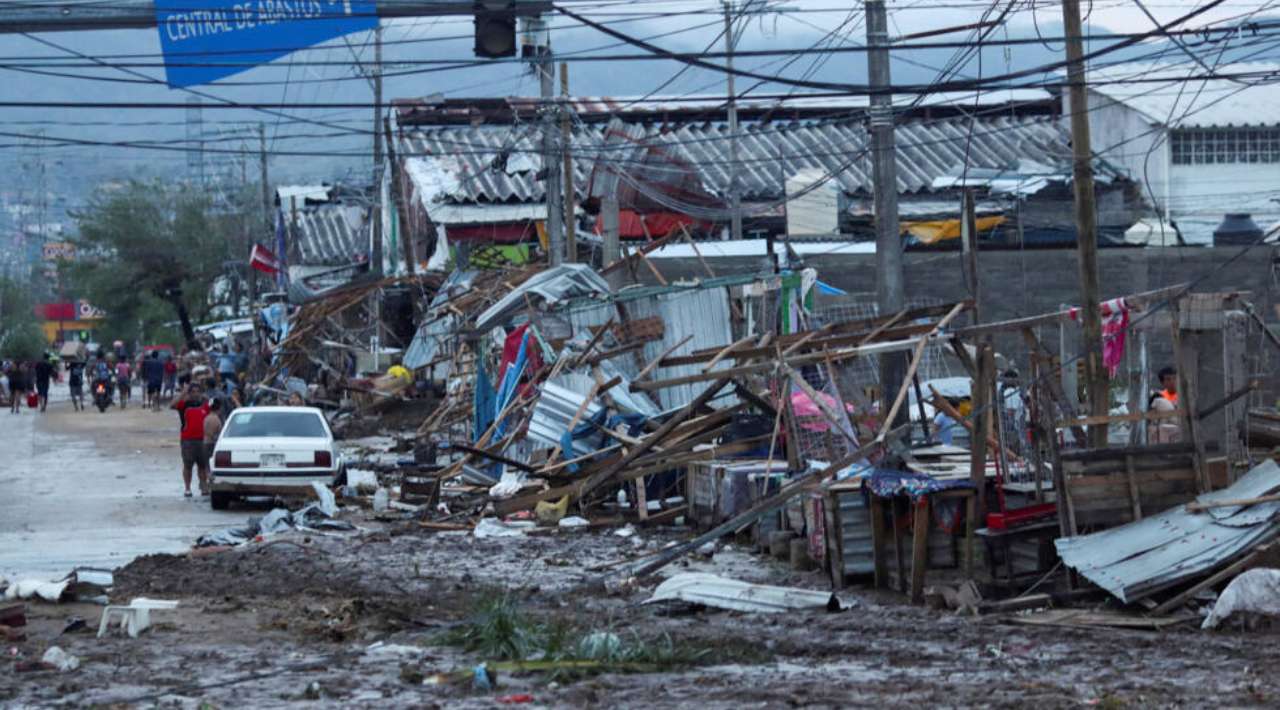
[1172,303,1211,493]
[1186,493,1280,513]
[702,334,756,373]
[970,344,994,519]
[877,302,968,442]
[1124,453,1143,521]
[634,334,694,382]
[1151,546,1270,616]
[910,497,930,604]
[870,494,888,589]
[1059,442,1197,463]
[633,335,925,392]
[599,228,681,275]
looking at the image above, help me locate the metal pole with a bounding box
[724,0,742,242]
[866,0,907,426]
[1062,0,1109,447]
[371,24,384,275]
[561,61,576,263]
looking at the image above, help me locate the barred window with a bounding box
[1171,127,1280,165]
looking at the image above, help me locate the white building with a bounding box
[1071,62,1280,245]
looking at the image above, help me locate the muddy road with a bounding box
[0,391,238,580]
[3,399,1280,707]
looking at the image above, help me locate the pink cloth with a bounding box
[790,390,855,433]
[1102,307,1130,378]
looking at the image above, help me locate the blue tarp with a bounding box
[866,468,974,501]
[473,359,496,442]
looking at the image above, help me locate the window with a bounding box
[1171,127,1280,165]
[223,411,328,438]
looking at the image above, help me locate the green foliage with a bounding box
[62,180,248,345]
[0,277,47,361]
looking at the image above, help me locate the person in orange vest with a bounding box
[1148,366,1180,443]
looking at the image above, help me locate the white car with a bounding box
[209,406,344,510]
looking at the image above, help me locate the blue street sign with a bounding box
[155,0,378,88]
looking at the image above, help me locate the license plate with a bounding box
[261,454,286,467]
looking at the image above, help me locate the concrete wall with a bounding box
[647,245,1278,377]
[1073,89,1169,217]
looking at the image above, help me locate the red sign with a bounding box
[35,303,76,321]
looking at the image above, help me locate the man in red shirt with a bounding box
[172,384,212,498]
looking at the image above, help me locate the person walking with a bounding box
[115,357,132,410]
[216,346,238,394]
[162,354,177,403]
[172,383,212,498]
[67,359,85,411]
[203,398,223,483]
[142,351,165,411]
[33,354,53,413]
[9,362,28,414]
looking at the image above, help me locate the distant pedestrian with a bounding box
[142,351,164,410]
[115,358,132,410]
[216,347,237,393]
[172,383,211,498]
[34,355,53,413]
[67,360,85,411]
[9,363,27,414]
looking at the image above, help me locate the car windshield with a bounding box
[223,411,327,439]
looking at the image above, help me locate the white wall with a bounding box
[1065,89,1170,215]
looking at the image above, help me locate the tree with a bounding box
[63,180,245,346]
[0,276,46,361]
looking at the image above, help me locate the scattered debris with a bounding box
[646,573,841,613]
[97,598,180,638]
[41,646,80,672]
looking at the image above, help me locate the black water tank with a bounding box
[1213,213,1263,247]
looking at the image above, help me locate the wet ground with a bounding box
[4,395,1280,707]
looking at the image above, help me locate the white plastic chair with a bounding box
[96,598,180,638]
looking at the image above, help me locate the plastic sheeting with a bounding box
[1203,568,1280,629]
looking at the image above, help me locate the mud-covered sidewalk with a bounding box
[5,507,1280,708]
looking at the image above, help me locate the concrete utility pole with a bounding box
[1061,0,1109,447]
[254,122,269,307]
[561,61,575,263]
[865,0,907,424]
[723,0,742,242]
[528,16,563,266]
[602,194,621,290]
[371,25,384,275]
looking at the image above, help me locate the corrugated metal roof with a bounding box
[291,203,369,266]
[399,112,1091,209]
[1055,459,1280,603]
[1087,62,1280,128]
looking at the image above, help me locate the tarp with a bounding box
[901,216,1006,245]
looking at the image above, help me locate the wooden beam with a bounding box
[1186,493,1280,513]
[660,321,937,368]
[635,334,693,382]
[703,334,756,373]
[877,302,967,442]
[950,283,1191,339]
[1056,408,1184,430]
[634,335,928,392]
[599,228,681,276]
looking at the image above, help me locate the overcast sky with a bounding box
[0,0,1274,188]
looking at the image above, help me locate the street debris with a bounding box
[646,573,841,613]
[40,646,79,672]
[1202,568,1280,629]
[96,598,180,639]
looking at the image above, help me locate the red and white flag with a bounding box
[249,243,282,275]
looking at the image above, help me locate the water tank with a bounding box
[1213,213,1263,247]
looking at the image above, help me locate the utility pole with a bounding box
[561,61,575,263]
[602,194,621,290]
[528,16,563,266]
[723,0,742,242]
[254,122,269,308]
[1061,0,1109,447]
[866,0,907,425]
[371,25,384,275]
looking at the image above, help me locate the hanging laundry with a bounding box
[1067,297,1130,378]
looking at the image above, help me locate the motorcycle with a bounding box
[93,376,114,413]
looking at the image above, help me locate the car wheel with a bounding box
[210,491,232,510]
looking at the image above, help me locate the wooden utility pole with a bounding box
[383,116,415,274]
[561,61,575,262]
[866,0,907,427]
[371,25,384,275]
[1062,0,1109,448]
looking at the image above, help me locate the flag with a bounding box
[249,243,281,275]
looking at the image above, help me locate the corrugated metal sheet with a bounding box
[833,487,876,576]
[399,113,1109,209]
[646,572,839,613]
[562,285,736,410]
[292,203,369,266]
[1055,460,1280,603]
